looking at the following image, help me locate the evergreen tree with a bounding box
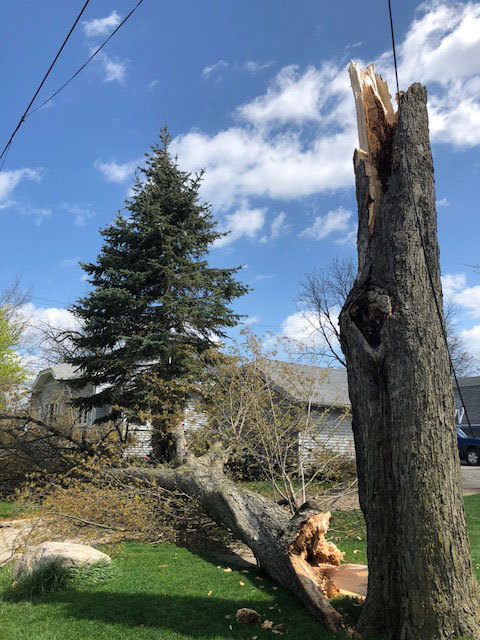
[69,131,248,459]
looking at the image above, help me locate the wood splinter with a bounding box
[349,61,398,235]
[288,511,367,601]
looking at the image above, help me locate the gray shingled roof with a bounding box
[32,363,81,390]
[256,359,349,407]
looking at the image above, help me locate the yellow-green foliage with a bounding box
[0,308,27,408]
[16,449,228,546]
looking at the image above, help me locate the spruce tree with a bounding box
[69,130,248,459]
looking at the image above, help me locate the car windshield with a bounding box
[457,427,468,438]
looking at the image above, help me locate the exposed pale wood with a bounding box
[349,62,398,237]
[116,450,360,638]
[317,563,368,599]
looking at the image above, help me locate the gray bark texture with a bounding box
[339,80,480,639]
[120,447,359,638]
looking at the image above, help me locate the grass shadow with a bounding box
[46,590,350,639]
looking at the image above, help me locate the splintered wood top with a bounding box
[318,563,368,598]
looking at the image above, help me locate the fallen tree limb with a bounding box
[114,446,360,637]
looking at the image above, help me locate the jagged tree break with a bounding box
[123,446,361,638]
[339,63,480,639]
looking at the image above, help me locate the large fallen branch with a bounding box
[115,446,360,637]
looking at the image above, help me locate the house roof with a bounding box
[31,363,81,391]
[256,359,350,408]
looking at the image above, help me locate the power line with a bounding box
[26,0,145,118]
[386,0,475,438]
[387,0,400,98]
[0,0,91,166]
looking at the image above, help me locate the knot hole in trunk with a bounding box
[349,286,393,348]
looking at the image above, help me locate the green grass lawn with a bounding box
[0,495,478,640]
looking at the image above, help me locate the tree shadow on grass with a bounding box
[47,591,343,639]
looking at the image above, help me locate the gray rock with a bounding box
[12,541,111,578]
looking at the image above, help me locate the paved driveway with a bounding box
[461,465,480,494]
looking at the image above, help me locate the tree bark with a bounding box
[118,446,359,638]
[339,63,480,639]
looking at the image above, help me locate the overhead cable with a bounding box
[0,0,91,165]
[26,0,145,118]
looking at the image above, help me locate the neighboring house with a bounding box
[454,376,480,435]
[33,361,477,461]
[255,359,353,458]
[30,364,151,455]
[31,364,109,426]
[30,361,354,458]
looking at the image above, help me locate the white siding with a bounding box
[299,407,355,461]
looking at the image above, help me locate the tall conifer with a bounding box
[69,131,248,458]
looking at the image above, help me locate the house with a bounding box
[30,360,354,458]
[254,359,353,458]
[454,376,480,435]
[32,361,477,461]
[30,364,151,455]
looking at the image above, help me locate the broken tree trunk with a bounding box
[118,446,360,638]
[339,63,480,639]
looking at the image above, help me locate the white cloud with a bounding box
[243,315,261,325]
[299,206,352,241]
[170,2,480,220]
[95,51,127,83]
[461,325,480,355]
[281,311,321,344]
[171,126,354,210]
[255,274,275,281]
[0,168,42,209]
[60,202,95,226]
[17,203,51,226]
[442,272,480,318]
[436,197,450,207]
[456,286,480,318]
[244,60,273,73]
[385,2,480,147]
[237,64,337,127]
[148,79,158,91]
[202,60,229,79]
[94,158,140,183]
[271,307,341,357]
[83,11,121,37]
[18,303,81,374]
[335,229,356,246]
[260,211,290,244]
[19,303,79,336]
[270,212,290,239]
[442,273,466,298]
[214,205,266,248]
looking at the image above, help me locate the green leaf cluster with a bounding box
[0,307,27,407]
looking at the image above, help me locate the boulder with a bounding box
[12,541,111,578]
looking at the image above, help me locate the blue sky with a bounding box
[1,0,480,368]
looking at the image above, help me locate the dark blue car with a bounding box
[457,427,480,466]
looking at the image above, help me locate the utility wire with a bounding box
[0,0,91,165]
[26,0,145,118]
[386,0,475,438]
[387,0,400,98]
